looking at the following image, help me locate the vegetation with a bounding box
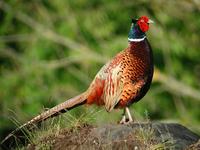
[0,0,200,147]
[21,119,198,150]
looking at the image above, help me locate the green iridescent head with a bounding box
[128,16,153,42]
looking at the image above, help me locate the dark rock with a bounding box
[25,122,200,150]
[90,122,199,150]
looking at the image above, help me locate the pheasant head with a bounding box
[128,16,153,42]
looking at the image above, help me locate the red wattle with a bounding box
[137,16,150,32]
[138,22,149,32]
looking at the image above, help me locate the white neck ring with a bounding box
[128,36,146,42]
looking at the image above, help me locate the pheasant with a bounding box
[1,16,154,143]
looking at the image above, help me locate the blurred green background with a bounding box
[0,0,200,140]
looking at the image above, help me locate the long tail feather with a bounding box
[1,92,87,144]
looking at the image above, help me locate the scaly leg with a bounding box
[126,107,133,122]
[119,107,133,124]
[119,108,126,124]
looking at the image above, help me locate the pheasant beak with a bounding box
[148,19,154,24]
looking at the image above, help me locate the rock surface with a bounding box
[26,123,200,150]
[90,123,200,150]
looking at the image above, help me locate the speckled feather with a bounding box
[86,38,153,111]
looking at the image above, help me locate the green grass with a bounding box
[17,112,178,150]
[18,109,98,149]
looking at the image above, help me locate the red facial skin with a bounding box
[137,16,149,32]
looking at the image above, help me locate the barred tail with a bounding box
[1,92,87,144]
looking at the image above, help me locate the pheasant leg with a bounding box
[119,107,133,124]
[119,108,126,124]
[126,107,133,122]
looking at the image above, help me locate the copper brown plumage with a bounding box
[1,16,154,143]
[86,39,153,112]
